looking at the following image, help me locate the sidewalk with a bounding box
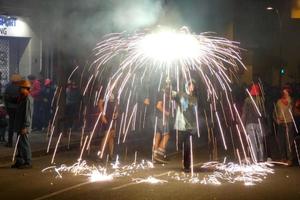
[0,130,82,163]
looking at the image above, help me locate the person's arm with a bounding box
[30,81,41,97]
[112,104,119,120]
[241,99,248,125]
[273,100,282,124]
[21,97,33,134]
[156,101,170,116]
[98,99,108,124]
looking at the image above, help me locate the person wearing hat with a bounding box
[3,74,22,147]
[242,83,265,162]
[11,80,33,169]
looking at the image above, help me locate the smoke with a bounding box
[111,0,163,31]
[38,0,233,58]
[41,0,164,57]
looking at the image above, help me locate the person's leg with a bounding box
[183,132,191,170]
[159,133,170,150]
[157,121,170,156]
[255,124,265,162]
[6,109,15,146]
[153,132,169,163]
[64,104,73,131]
[246,124,259,162]
[108,130,115,159]
[286,123,295,164]
[22,134,32,165]
[265,133,272,160]
[100,130,109,156]
[277,124,288,161]
[0,127,4,141]
[153,133,161,152]
[14,134,25,166]
[100,128,114,159]
[153,119,164,160]
[157,133,170,158]
[15,134,32,168]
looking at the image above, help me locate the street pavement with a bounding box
[0,130,84,162]
[0,139,300,200]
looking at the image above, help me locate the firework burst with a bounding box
[45,26,280,187]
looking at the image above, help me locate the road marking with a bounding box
[111,162,203,190]
[112,171,170,190]
[33,181,91,200]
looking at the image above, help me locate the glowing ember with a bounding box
[88,171,113,182]
[168,161,274,186]
[42,160,154,182]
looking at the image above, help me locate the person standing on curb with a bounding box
[11,80,33,169]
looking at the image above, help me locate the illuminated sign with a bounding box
[0,16,17,36]
[0,16,31,37]
[0,16,17,27]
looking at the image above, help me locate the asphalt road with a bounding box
[0,145,300,200]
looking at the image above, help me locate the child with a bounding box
[0,103,8,142]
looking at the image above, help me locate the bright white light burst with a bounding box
[137,30,202,62]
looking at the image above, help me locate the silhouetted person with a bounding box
[274,87,295,166]
[4,74,22,147]
[0,103,8,142]
[41,78,55,129]
[174,80,198,172]
[28,75,42,131]
[153,80,172,164]
[242,84,265,162]
[99,89,118,161]
[65,80,81,130]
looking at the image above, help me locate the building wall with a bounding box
[0,15,42,80]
